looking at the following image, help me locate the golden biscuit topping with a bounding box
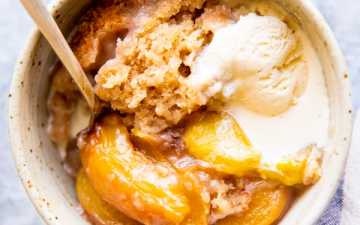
[94,1,236,133]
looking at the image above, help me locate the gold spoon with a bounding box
[20,0,97,112]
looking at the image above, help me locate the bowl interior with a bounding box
[9,0,352,224]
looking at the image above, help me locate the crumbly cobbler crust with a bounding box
[92,1,236,133]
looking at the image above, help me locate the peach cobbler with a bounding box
[47,0,329,224]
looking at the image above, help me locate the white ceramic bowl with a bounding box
[9,0,352,224]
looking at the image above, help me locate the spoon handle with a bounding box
[20,0,96,110]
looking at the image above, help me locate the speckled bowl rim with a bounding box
[9,1,87,224]
[9,0,352,225]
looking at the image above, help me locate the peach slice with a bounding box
[217,182,292,225]
[131,129,210,225]
[80,114,190,225]
[258,145,323,186]
[183,112,261,176]
[76,169,140,225]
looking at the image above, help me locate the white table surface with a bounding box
[0,0,359,224]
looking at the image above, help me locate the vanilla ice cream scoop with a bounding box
[187,13,307,116]
[233,59,308,115]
